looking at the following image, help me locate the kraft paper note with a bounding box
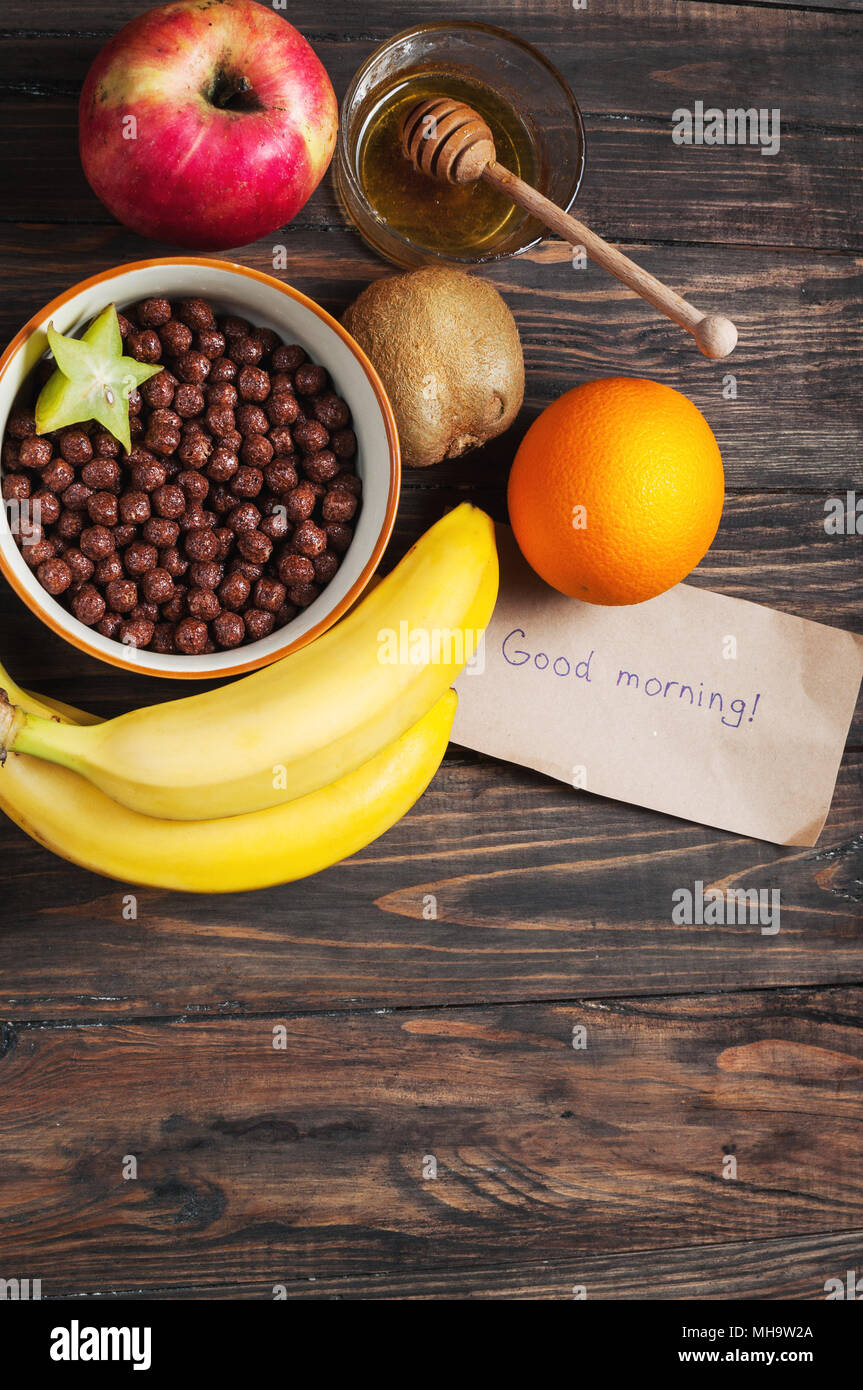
[453,527,863,846]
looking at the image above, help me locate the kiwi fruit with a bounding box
[342,266,524,468]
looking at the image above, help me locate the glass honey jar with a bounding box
[336,22,585,268]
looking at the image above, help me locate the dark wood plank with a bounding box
[1,0,860,37]
[3,2,860,127]
[580,119,858,250]
[1,988,861,1292]
[77,1230,863,1299]
[704,2,863,11]
[0,736,859,1018]
[0,225,860,489]
[1,98,856,252]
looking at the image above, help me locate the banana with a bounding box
[0,674,456,893]
[0,503,497,820]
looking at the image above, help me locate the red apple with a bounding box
[79,0,338,250]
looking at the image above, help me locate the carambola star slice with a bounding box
[35,304,161,452]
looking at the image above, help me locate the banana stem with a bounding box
[0,691,24,766]
[0,702,84,773]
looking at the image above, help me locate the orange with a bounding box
[507,377,724,605]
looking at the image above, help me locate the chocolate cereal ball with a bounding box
[213,610,245,648]
[36,556,72,595]
[174,616,209,654]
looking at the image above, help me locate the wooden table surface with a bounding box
[1,0,861,1301]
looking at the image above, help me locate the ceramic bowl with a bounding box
[0,257,401,677]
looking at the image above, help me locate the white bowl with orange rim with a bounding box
[0,257,401,678]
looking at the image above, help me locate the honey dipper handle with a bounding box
[481,161,738,359]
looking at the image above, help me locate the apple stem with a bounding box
[213,74,252,108]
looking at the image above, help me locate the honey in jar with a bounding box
[354,72,539,258]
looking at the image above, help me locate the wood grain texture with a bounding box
[3,1,860,126]
[1,0,860,39]
[77,1230,863,1299]
[0,225,860,489]
[0,989,861,1292]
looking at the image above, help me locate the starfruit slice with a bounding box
[35,304,161,452]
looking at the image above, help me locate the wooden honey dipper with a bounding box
[400,97,738,359]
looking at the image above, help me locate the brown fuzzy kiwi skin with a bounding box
[342,267,524,468]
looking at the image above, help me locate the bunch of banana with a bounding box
[0,504,498,892]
